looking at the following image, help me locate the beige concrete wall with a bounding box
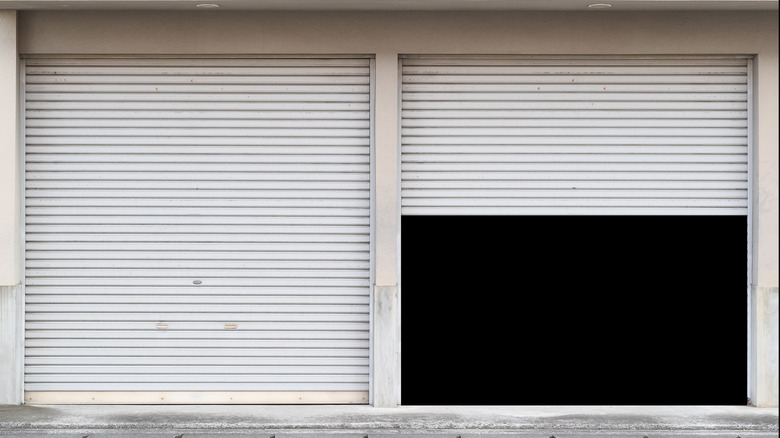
[7,9,779,407]
[13,10,779,57]
[0,10,18,287]
[755,46,779,288]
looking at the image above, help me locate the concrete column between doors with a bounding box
[0,10,23,406]
[751,50,779,408]
[372,51,400,408]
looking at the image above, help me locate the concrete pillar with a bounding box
[372,52,400,407]
[750,48,779,408]
[0,10,22,406]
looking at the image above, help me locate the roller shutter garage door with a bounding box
[401,56,749,215]
[400,56,750,405]
[24,57,372,404]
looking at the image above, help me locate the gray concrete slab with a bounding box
[0,405,777,438]
[0,432,779,438]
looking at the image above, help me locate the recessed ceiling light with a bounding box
[195,3,220,8]
[588,3,613,8]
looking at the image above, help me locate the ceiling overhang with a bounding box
[1,0,777,11]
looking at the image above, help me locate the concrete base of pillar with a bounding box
[0,284,23,405]
[751,285,779,408]
[372,284,400,407]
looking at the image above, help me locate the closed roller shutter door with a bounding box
[24,57,372,404]
[401,57,749,215]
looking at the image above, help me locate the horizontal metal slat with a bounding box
[402,145,748,154]
[402,180,748,190]
[401,57,747,65]
[402,83,748,92]
[25,293,370,305]
[26,101,371,111]
[24,383,369,392]
[26,127,369,137]
[27,75,369,86]
[24,338,369,348]
[27,119,370,129]
[402,118,748,128]
[24,312,369,323]
[26,268,369,279]
[27,67,370,77]
[401,162,747,172]
[402,101,748,110]
[25,169,370,183]
[26,84,370,93]
[25,321,368,332]
[26,163,371,173]
[26,137,371,146]
[400,206,748,215]
[403,92,747,102]
[403,74,747,84]
[25,233,369,243]
[402,171,746,181]
[25,374,368,384]
[27,57,370,67]
[24,286,370,296]
[402,109,749,119]
[26,147,370,158]
[402,198,748,207]
[25,365,369,375]
[26,180,370,191]
[28,298,369,314]
[401,127,747,137]
[27,110,371,120]
[26,251,369,261]
[25,242,369,251]
[26,93,369,103]
[401,64,747,75]
[25,329,369,340]
[26,156,369,166]
[24,355,368,366]
[402,153,746,164]
[26,259,370,269]
[26,172,370,182]
[27,212,368,223]
[26,191,369,202]
[403,136,745,145]
[25,278,372,287]
[401,189,746,199]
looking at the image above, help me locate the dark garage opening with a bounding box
[401,215,747,405]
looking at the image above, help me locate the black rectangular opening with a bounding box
[400,215,747,405]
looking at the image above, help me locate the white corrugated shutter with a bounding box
[24,57,372,404]
[401,57,749,215]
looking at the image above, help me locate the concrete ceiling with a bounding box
[0,0,777,11]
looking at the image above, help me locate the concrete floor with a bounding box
[0,405,778,437]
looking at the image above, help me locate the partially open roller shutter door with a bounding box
[401,57,749,216]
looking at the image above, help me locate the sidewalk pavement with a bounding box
[0,404,778,438]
